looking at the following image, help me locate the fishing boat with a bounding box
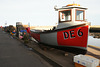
[26,4,89,54]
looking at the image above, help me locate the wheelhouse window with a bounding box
[76,10,84,21]
[59,10,71,22]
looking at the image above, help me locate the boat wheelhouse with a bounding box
[55,4,88,29]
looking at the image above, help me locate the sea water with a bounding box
[88,36,100,47]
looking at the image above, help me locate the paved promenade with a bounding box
[0,29,51,67]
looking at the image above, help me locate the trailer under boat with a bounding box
[26,4,89,54]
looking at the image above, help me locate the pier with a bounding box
[0,29,52,67]
[0,28,100,67]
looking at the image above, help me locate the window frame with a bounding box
[59,9,72,23]
[75,9,85,21]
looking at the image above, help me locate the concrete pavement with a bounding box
[0,29,52,67]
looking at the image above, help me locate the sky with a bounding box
[0,0,100,26]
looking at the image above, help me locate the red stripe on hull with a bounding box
[57,25,88,48]
[30,32,40,41]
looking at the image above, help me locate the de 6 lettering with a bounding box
[63,29,83,39]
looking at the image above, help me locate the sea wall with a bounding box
[90,25,100,33]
